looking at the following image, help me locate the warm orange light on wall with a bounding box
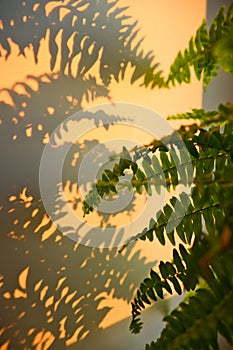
[0,1,206,347]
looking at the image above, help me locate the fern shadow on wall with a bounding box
[0,1,161,348]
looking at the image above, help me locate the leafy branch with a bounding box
[80,3,233,345]
[143,4,233,89]
[146,285,233,350]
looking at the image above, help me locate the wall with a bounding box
[0,1,219,350]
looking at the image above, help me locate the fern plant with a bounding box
[144,2,233,89]
[83,4,233,349]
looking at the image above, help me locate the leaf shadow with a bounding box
[0,1,158,348]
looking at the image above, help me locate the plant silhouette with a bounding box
[79,4,233,349]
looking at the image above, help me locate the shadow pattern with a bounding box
[0,0,157,85]
[0,196,154,349]
[0,1,157,348]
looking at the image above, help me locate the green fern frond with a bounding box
[130,223,233,338]
[130,244,200,334]
[82,118,233,220]
[146,286,233,350]
[82,130,194,216]
[142,4,233,90]
[168,103,233,129]
[128,148,233,337]
[214,28,233,75]
[167,108,218,122]
[167,4,233,89]
[140,190,223,245]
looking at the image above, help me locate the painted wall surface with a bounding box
[203,0,233,111]
[0,1,217,350]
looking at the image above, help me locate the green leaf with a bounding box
[154,283,164,299]
[131,162,138,174]
[102,173,109,182]
[152,155,162,173]
[160,151,171,169]
[166,262,176,276]
[167,230,175,245]
[161,280,173,294]
[105,169,118,183]
[169,276,182,295]
[186,140,199,158]
[150,269,161,283]
[141,293,151,305]
[147,288,157,301]
[173,249,185,272]
[176,223,186,243]
[119,157,131,172]
[155,226,165,245]
[142,159,155,177]
[122,146,131,160]
[179,244,191,266]
[136,168,146,181]
[159,261,169,279]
